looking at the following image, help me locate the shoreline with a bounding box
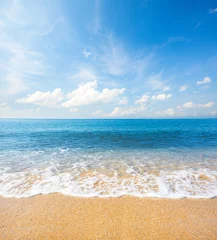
[1,194,217,239]
[1,193,217,199]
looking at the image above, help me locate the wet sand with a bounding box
[0,194,217,240]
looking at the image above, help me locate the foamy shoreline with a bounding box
[1,193,217,239]
[1,165,217,198]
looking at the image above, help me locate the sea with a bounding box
[0,119,217,198]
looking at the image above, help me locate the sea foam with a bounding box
[1,119,217,199]
[0,161,217,198]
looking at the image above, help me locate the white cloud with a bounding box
[182,102,196,108]
[179,85,187,92]
[151,93,172,101]
[83,34,152,86]
[118,97,128,105]
[135,94,150,104]
[135,93,172,105]
[94,34,152,79]
[209,8,217,13]
[1,1,216,119]
[69,108,78,112]
[15,81,126,111]
[210,111,217,116]
[16,88,64,107]
[197,77,212,85]
[108,105,146,117]
[4,0,29,25]
[146,70,171,91]
[0,104,41,118]
[0,0,50,95]
[0,102,8,108]
[83,49,92,58]
[108,107,135,117]
[91,0,101,33]
[70,68,97,82]
[162,86,170,92]
[92,110,104,117]
[62,80,125,108]
[200,102,215,108]
[178,101,215,109]
[0,43,46,94]
[34,17,65,37]
[100,38,130,76]
[155,108,175,117]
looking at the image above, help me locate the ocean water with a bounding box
[0,119,217,198]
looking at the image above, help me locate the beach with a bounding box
[0,194,217,240]
[1,120,217,239]
[1,0,217,237]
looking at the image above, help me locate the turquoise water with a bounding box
[0,119,217,198]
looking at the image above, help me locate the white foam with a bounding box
[0,163,217,199]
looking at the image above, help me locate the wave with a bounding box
[0,163,217,199]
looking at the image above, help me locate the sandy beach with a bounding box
[0,194,217,240]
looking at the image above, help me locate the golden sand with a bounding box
[0,194,217,240]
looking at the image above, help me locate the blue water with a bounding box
[0,119,217,198]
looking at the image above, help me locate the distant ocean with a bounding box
[0,119,217,198]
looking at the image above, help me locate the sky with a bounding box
[0,0,217,118]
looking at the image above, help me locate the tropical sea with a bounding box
[0,119,217,198]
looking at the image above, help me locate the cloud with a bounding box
[70,68,97,82]
[168,36,188,43]
[0,43,46,94]
[0,103,41,118]
[93,33,152,79]
[197,77,212,85]
[62,80,125,108]
[135,93,172,105]
[194,21,202,29]
[155,108,176,117]
[3,0,29,25]
[210,111,217,116]
[108,105,146,117]
[83,49,92,58]
[0,102,8,108]
[181,102,196,108]
[33,17,65,37]
[16,88,64,107]
[15,81,126,111]
[178,101,215,109]
[200,102,215,108]
[135,94,150,104]
[162,86,170,92]
[108,107,135,117]
[91,0,101,33]
[179,85,187,92]
[82,32,153,89]
[146,70,171,91]
[0,1,49,95]
[91,105,147,118]
[209,8,217,13]
[155,36,188,49]
[100,37,130,76]
[69,108,78,112]
[92,110,104,117]
[1,1,216,119]
[118,97,128,105]
[151,93,172,101]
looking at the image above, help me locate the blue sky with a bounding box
[0,0,217,118]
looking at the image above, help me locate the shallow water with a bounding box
[0,119,217,198]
